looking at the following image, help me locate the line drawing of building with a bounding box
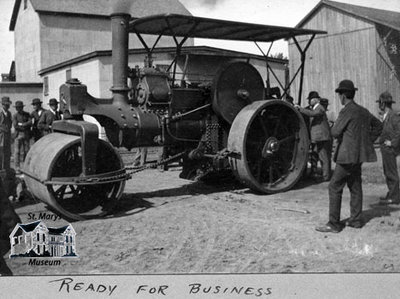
[9,220,77,258]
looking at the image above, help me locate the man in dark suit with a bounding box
[316,80,383,233]
[38,98,61,135]
[377,92,400,205]
[0,97,12,171]
[300,92,319,178]
[296,93,332,181]
[30,98,45,142]
[12,101,31,174]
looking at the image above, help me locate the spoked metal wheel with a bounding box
[24,133,125,220]
[228,100,309,193]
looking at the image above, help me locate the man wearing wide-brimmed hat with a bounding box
[316,80,383,233]
[377,91,400,205]
[0,97,12,171]
[12,101,31,173]
[38,98,62,135]
[30,98,45,141]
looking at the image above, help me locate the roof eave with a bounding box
[295,0,325,29]
[296,0,400,32]
[9,0,22,31]
[38,45,286,76]
[36,10,112,20]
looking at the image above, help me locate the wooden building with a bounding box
[289,0,400,118]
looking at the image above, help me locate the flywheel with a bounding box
[227,100,309,193]
[23,133,125,220]
[212,61,265,124]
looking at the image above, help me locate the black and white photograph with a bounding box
[1,0,400,298]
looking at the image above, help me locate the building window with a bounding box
[24,0,28,10]
[44,76,49,96]
[42,234,45,242]
[70,236,73,242]
[37,232,39,241]
[66,69,71,81]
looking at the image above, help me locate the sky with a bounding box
[0,0,400,75]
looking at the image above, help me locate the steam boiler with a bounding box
[22,13,325,220]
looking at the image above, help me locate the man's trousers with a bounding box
[328,163,363,229]
[381,145,400,202]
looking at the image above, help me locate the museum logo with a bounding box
[9,220,78,261]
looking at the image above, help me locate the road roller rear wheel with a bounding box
[24,133,125,220]
[227,100,309,193]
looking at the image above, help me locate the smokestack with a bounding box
[110,13,131,107]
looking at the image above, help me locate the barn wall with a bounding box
[289,6,379,119]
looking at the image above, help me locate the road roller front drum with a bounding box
[23,133,125,221]
[227,100,309,193]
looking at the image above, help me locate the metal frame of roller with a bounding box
[24,133,125,220]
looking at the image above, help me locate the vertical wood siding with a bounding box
[289,6,384,119]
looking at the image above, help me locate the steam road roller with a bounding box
[23,13,326,220]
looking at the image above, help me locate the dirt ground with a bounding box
[4,149,400,275]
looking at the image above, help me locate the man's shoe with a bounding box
[379,199,400,205]
[315,224,341,233]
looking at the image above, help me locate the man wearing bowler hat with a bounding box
[300,92,319,177]
[377,91,400,205]
[30,98,45,141]
[316,80,382,233]
[12,101,31,173]
[296,91,332,181]
[38,98,62,135]
[0,97,12,171]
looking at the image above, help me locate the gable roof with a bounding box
[296,0,400,32]
[10,0,192,31]
[18,220,42,232]
[48,225,70,235]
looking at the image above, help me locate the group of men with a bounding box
[0,96,62,275]
[296,79,400,233]
[0,96,61,174]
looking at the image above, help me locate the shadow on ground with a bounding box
[111,175,243,218]
[362,203,400,224]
